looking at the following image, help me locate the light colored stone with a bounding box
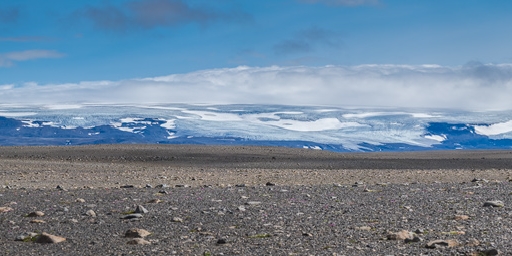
[425,239,459,249]
[127,238,151,245]
[454,215,470,220]
[483,200,504,207]
[0,207,13,213]
[29,219,46,224]
[121,213,143,219]
[85,209,96,217]
[76,198,86,203]
[125,228,151,238]
[387,230,413,241]
[172,217,183,223]
[35,232,66,244]
[147,199,162,204]
[134,205,149,214]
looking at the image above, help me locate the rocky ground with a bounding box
[1,145,512,255]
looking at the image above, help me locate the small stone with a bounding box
[76,198,86,203]
[425,239,459,249]
[15,232,38,241]
[120,185,135,188]
[125,228,151,238]
[134,205,149,214]
[158,190,168,194]
[0,207,13,213]
[172,217,183,223]
[245,201,262,205]
[127,238,151,245]
[145,184,153,188]
[237,206,246,212]
[175,184,190,188]
[217,238,227,244]
[26,211,44,217]
[355,226,372,231]
[466,238,480,247]
[404,236,422,243]
[480,249,500,256]
[121,213,143,219]
[265,182,276,186]
[483,200,504,207]
[29,219,46,224]
[414,229,425,234]
[156,184,169,188]
[147,199,162,203]
[35,232,66,244]
[56,185,66,191]
[454,215,470,220]
[387,230,413,241]
[302,232,313,237]
[85,209,97,217]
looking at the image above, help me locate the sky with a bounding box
[1,0,512,110]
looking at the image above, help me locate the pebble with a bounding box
[121,213,143,219]
[35,232,66,244]
[26,211,44,217]
[0,207,13,213]
[147,199,162,203]
[387,230,413,241]
[76,198,86,203]
[454,214,470,220]
[125,228,151,238]
[134,205,149,214]
[120,185,135,188]
[172,217,183,222]
[425,239,459,249]
[265,182,276,186]
[216,238,227,244]
[483,200,504,207]
[29,219,46,224]
[245,201,262,205]
[85,209,97,217]
[156,184,169,188]
[15,232,39,241]
[127,238,151,245]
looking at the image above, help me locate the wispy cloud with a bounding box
[298,0,380,6]
[274,27,343,55]
[78,0,250,32]
[1,64,511,111]
[0,7,19,23]
[0,36,53,42]
[0,50,64,67]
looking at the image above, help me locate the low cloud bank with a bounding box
[1,64,511,110]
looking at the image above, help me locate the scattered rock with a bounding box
[121,214,143,219]
[175,184,190,188]
[216,238,227,244]
[425,239,459,249]
[26,211,44,217]
[56,185,66,191]
[35,232,66,244]
[127,238,151,245]
[85,209,97,217]
[29,219,46,224]
[76,198,86,203]
[125,228,151,238]
[147,199,162,203]
[483,201,504,207]
[387,230,413,241]
[134,205,149,214]
[480,249,500,256]
[15,232,38,241]
[120,185,135,188]
[455,215,470,220]
[466,238,480,247]
[145,184,153,188]
[0,207,13,213]
[245,201,262,205]
[265,182,276,186]
[355,226,372,231]
[404,236,422,243]
[155,184,169,188]
[172,217,183,223]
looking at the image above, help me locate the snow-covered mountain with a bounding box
[0,104,511,152]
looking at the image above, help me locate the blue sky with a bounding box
[1,0,512,110]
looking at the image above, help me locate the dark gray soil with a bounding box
[1,145,512,255]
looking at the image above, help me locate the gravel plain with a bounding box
[1,145,512,255]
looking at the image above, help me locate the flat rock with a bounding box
[29,219,46,224]
[0,207,13,213]
[35,233,66,244]
[387,230,413,241]
[121,213,143,219]
[26,211,44,217]
[127,238,151,245]
[425,239,459,248]
[125,228,151,238]
[483,200,504,207]
[134,205,149,214]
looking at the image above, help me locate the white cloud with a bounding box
[0,50,64,67]
[1,64,512,111]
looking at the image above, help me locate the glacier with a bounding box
[0,103,511,152]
